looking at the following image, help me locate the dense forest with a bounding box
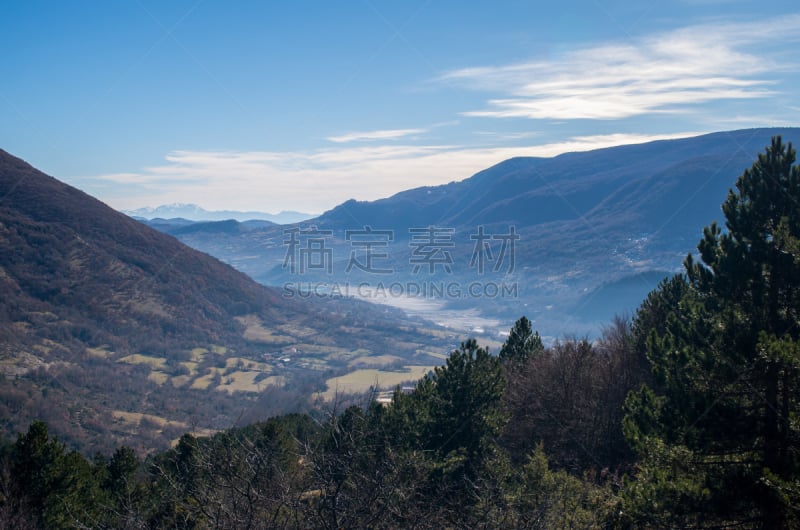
[1,137,798,528]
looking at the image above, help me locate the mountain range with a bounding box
[142,128,800,337]
[5,128,795,453]
[0,150,453,453]
[125,203,314,224]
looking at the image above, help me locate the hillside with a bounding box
[3,133,799,528]
[315,129,795,236]
[0,150,453,453]
[142,128,800,336]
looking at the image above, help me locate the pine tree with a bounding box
[426,339,507,463]
[499,316,543,364]
[623,136,800,528]
[10,421,106,528]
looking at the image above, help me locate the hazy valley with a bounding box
[138,128,799,339]
[1,130,799,528]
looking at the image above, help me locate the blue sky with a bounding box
[2,0,799,214]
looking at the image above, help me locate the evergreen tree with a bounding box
[424,339,507,465]
[499,316,543,364]
[381,339,508,525]
[10,421,106,528]
[623,136,800,528]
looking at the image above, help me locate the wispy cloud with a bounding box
[441,15,800,120]
[473,130,542,142]
[83,131,699,213]
[326,128,427,143]
[80,15,799,213]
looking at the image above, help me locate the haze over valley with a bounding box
[137,128,798,339]
[2,2,800,527]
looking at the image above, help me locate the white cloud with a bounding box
[81,16,800,214]
[441,15,800,121]
[326,128,427,143]
[473,130,542,141]
[86,131,700,213]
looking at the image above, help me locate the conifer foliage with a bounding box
[623,136,800,528]
[499,316,544,364]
